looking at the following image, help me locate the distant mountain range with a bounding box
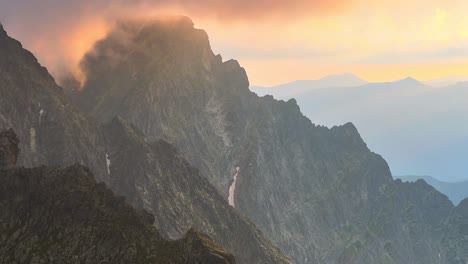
[395,175,468,205]
[252,73,368,98]
[252,74,468,182]
[424,75,468,87]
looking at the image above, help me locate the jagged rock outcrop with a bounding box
[72,17,468,263]
[181,229,236,264]
[103,116,290,263]
[0,129,235,264]
[0,24,290,264]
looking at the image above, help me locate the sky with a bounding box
[2,0,468,86]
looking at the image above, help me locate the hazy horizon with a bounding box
[250,73,468,88]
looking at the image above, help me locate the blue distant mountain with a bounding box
[251,73,367,98]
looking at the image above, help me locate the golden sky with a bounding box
[200,0,468,85]
[2,0,468,86]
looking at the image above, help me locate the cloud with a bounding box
[3,0,468,86]
[0,0,352,83]
[152,0,352,19]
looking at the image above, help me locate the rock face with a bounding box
[0,24,108,182]
[0,129,19,169]
[72,17,468,263]
[0,24,290,264]
[102,116,290,263]
[442,198,468,264]
[0,129,235,264]
[182,229,236,264]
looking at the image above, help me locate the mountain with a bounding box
[102,116,290,263]
[0,129,235,264]
[70,17,468,263]
[396,175,468,205]
[251,73,367,98]
[0,22,291,264]
[261,76,468,182]
[2,17,468,264]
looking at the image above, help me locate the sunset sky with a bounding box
[2,0,468,86]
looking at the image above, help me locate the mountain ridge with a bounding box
[260,74,468,182]
[0,21,291,264]
[0,129,236,264]
[70,17,468,264]
[396,175,468,205]
[251,73,368,98]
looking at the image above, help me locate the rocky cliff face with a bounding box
[72,17,468,263]
[0,129,235,264]
[0,24,290,263]
[442,198,468,264]
[102,116,290,263]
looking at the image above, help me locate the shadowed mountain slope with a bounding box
[0,129,235,264]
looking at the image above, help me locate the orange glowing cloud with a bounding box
[42,18,110,85]
[0,0,354,84]
[2,0,468,86]
[157,0,354,20]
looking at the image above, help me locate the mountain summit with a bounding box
[393,76,425,86]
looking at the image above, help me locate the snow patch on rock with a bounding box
[39,109,45,124]
[106,153,111,175]
[228,167,240,207]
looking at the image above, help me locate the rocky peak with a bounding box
[458,198,468,209]
[182,228,236,264]
[0,129,19,169]
[81,17,213,79]
[0,24,58,89]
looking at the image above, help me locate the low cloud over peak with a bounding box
[0,0,351,83]
[3,0,468,86]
